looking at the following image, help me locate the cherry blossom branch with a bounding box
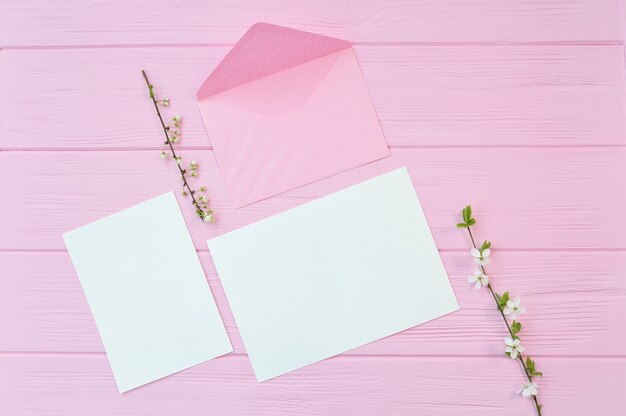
[141,70,215,223]
[458,206,542,415]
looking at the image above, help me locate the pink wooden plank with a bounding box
[0,0,621,47]
[1,148,625,251]
[0,3,622,415]
[2,251,625,356]
[1,354,624,415]
[1,45,624,149]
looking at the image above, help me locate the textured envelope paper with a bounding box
[63,192,232,392]
[197,23,389,207]
[208,168,459,381]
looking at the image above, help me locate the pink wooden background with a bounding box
[1,1,626,414]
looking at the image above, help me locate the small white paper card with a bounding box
[208,168,459,381]
[63,192,232,392]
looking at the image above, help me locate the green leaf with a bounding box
[533,371,543,377]
[511,321,522,336]
[480,240,491,251]
[499,291,510,308]
[494,292,502,304]
[458,205,477,228]
[148,83,155,99]
[462,205,472,223]
[526,357,535,373]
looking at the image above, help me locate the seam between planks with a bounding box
[1,144,626,152]
[0,41,624,50]
[1,352,625,359]
[4,248,626,254]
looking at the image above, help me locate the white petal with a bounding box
[505,346,513,353]
[475,281,482,289]
[503,307,512,315]
[505,337,514,346]
[512,339,520,347]
[481,258,491,265]
[471,248,481,258]
[474,269,482,277]
[468,275,477,283]
[482,249,491,257]
[510,350,518,359]
[517,345,525,353]
[522,388,531,397]
[513,297,521,307]
[506,299,515,308]
[517,306,527,315]
[510,313,517,320]
[517,386,524,394]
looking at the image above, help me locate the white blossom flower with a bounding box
[503,297,526,320]
[171,136,180,143]
[504,337,525,359]
[202,210,215,223]
[517,381,538,397]
[160,150,167,159]
[162,97,169,107]
[467,269,489,289]
[191,171,198,177]
[471,247,491,265]
[190,160,197,167]
[175,156,183,164]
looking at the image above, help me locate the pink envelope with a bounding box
[197,23,389,207]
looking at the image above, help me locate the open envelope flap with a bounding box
[197,23,351,100]
[206,50,344,118]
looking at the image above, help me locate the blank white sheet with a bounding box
[63,192,232,392]
[207,168,459,381]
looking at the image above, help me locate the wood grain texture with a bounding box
[1,45,624,150]
[1,148,625,251]
[2,354,624,416]
[0,0,622,47]
[2,1,626,413]
[2,251,625,356]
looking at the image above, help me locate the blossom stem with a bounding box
[466,227,542,415]
[141,70,206,218]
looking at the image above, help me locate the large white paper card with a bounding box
[63,192,232,392]
[208,168,459,381]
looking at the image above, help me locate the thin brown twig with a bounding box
[141,70,206,219]
[466,227,542,415]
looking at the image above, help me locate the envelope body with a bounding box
[197,23,389,207]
